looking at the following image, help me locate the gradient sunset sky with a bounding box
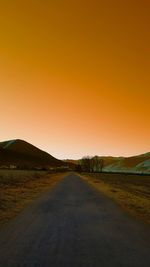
[0,0,149,159]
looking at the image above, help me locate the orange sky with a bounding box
[0,0,149,159]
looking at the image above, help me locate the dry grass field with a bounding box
[0,170,67,227]
[80,172,150,224]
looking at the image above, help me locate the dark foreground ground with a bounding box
[0,172,150,267]
[81,172,150,224]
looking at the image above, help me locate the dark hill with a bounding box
[0,139,66,169]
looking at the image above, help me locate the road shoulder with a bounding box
[79,172,150,225]
[0,171,67,227]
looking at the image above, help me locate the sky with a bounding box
[0,0,149,159]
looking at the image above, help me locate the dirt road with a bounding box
[0,172,150,267]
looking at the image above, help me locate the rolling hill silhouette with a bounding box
[65,153,150,174]
[0,139,66,169]
[100,153,150,174]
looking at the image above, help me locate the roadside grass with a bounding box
[0,170,67,227]
[79,172,150,224]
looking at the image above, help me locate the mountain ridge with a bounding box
[0,139,66,169]
[68,153,150,174]
[98,153,150,174]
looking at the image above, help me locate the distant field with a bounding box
[0,170,47,185]
[80,172,150,224]
[0,170,67,226]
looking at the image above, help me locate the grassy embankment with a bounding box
[0,170,67,227]
[80,172,150,224]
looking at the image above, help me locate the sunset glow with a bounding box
[0,0,149,159]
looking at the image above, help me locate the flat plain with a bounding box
[0,169,67,226]
[80,172,150,224]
